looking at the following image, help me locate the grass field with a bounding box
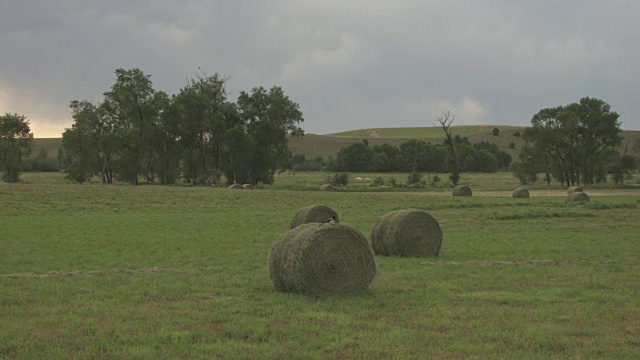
[1,172,639,359]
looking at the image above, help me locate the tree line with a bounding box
[59,68,304,185]
[291,137,512,174]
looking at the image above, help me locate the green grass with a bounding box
[1,172,640,359]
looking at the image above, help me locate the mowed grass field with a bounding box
[1,172,639,359]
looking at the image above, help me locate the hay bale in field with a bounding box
[227,184,244,190]
[452,185,472,196]
[567,186,583,194]
[242,184,255,190]
[370,209,442,257]
[290,204,339,229]
[567,192,590,202]
[269,223,376,296]
[319,184,336,191]
[512,187,530,198]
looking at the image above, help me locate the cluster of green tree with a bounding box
[513,97,635,186]
[60,68,304,185]
[0,113,33,182]
[290,137,511,174]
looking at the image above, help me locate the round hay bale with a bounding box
[268,223,376,296]
[452,185,472,196]
[567,186,583,194]
[567,192,590,202]
[227,184,243,190]
[370,209,442,257]
[319,184,336,191]
[512,187,530,198]
[242,184,255,190]
[290,204,339,229]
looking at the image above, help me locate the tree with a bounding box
[334,140,373,172]
[174,73,231,184]
[492,127,500,136]
[237,86,304,184]
[436,110,461,185]
[101,68,160,185]
[524,98,622,186]
[0,113,33,182]
[61,100,117,184]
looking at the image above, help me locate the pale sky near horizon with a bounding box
[1,1,637,138]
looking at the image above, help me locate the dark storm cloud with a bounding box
[0,0,637,137]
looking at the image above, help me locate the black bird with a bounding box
[328,216,336,224]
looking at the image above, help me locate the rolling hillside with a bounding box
[33,126,640,161]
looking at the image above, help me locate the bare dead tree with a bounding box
[436,110,461,185]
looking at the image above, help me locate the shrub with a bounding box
[370,176,385,187]
[407,171,422,185]
[328,173,349,186]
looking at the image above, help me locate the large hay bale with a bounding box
[290,204,339,229]
[227,184,243,190]
[452,185,472,196]
[370,209,442,257]
[567,186,583,194]
[269,223,376,296]
[242,184,255,190]
[512,187,530,198]
[319,184,336,191]
[567,192,590,202]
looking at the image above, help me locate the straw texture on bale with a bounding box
[567,186,583,194]
[227,184,244,190]
[269,223,376,296]
[290,204,339,229]
[242,184,255,190]
[512,187,530,198]
[370,209,442,257]
[319,184,336,191]
[567,192,590,202]
[452,185,472,196]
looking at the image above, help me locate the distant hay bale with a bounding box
[268,223,376,296]
[512,187,530,198]
[370,209,443,257]
[452,185,472,196]
[227,184,244,190]
[242,184,255,190]
[290,204,339,229]
[319,184,336,191]
[567,186,583,194]
[567,192,590,202]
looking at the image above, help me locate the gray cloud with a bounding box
[0,0,637,137]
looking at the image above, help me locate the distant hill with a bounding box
[33,126,640,161]
[291,125,528,159]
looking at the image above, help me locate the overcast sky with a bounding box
[1,0,637,138]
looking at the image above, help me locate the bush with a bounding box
[328,173,349,186]
[387,177,398,188]
[492,127,500,136]
[407,171,422,185]
[431,174,441,185]
[509,142,515,149]
[514,131,521,137]
[370,176,385,187]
